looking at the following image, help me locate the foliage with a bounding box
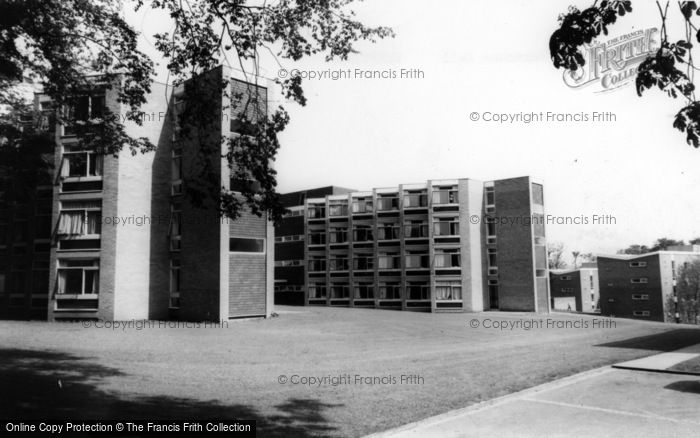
[0,0,393,223]
[548,242,568,269]
[549,1,700,147]
[668,259,700,324]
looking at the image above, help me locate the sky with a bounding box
[126,1,700,260]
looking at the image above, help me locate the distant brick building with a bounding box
[549,262,599,312]
[598,246,700,322]
[274,176,549,313]
[1,66,275,321]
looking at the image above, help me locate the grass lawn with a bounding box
[2,306,700,437]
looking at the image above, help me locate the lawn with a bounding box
[669,355,700,374]
[1,307,700,437]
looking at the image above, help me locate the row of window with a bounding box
[308,250,461,271]
[275,235,303,243]
[307,220,459,244]
[308,281,462,301]
[308,190,460,218]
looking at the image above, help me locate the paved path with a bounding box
[614,342,700,374]
[367,345,700,438]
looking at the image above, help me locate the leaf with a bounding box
[681,1,697,20]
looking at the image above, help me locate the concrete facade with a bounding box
[274,176,549,313]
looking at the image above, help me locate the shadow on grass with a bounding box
[595,329,700,352]
[664,380,700,394]
[0,349,341,437]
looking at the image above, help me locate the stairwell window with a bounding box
[630,278,648,284]
[170,259,180,308]
[229,237,265,253]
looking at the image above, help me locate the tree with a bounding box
[618,244,650,255]
[549,1,700,147]
[671,259,700,324]
[572,251,580,268]
[649,237,685,251]
[690,237,700,244]
[0,0,393,223]
[548,242,568,269]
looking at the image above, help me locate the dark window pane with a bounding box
[229,238,264,253]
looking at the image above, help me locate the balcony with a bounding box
[379,285,401,300]
[328,230,348,244]
[407,285,430,300]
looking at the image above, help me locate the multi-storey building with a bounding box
[598,246,700,322]
[274,176,549,313]
[549,262,599,312]
[275,186,354,305]
[1,66,274,321]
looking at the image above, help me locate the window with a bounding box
[352,198,373,214]
[487,248,497,274]
[353,255,374,270]
[407,282,430,300]
[561,288,574,293]
[633,310,650,317]
[486,217,496,243]
[531,183,544,205]
[378,253,401,269]
[170,259,180,308]
[632,294,649,300]
[377,223,400,240]
[328,228,348,244]
[433,187,459,204]
[435,248,461,268]
[275,235,303,243]
[560,276,572,281]
[403,191,427,208]
[169,204,181,251]
[436,281,462,301]
[379,282,401,299]
[34,215,52,239]
[63,94,105,136]
[308,258,326,272]
[589,275,594,289]
[329,257,349,271]
[60,149,103,178]
[308,205,325,219]
[353,225,374,242]
[404,221,428,238]
[328,200,348,217]
[405,253,429,269]
[376,195,399,211]
[56,200,102,237]
[308,231,326,245]
[330,284,349,299]
[354,283,374,299]
[485,185,495,211]
[309,284,327,299]
[434,217,459,236]
[229,237,265,253]
[0,273,5,293]
[172,147,183,195]
[274,260,303,267]
[630,278,648,284]
[57,259,99,295]
[629,261,647,268]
